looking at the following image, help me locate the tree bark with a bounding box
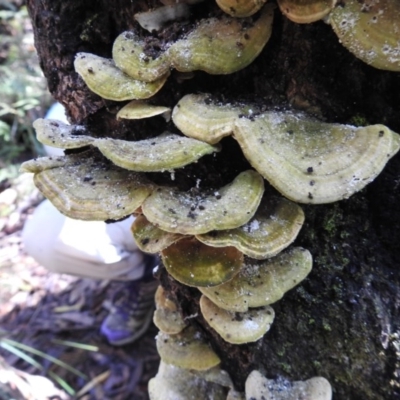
[26,0,400,399]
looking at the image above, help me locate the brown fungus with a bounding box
[153,286,187,335]
[234,111,400,204]
[277,0,337,24]
[161,237,243,287]
[196,195,305,259]
[200,295,275,344]
[199,247,312,312]
[142,170,264,235]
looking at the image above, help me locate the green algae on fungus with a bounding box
[116,101,171,121]
[234,111,400,204]
[74,53,168,101]
[149,362,230,400]
[33,119,94,149]
[21,150,153,221]
[131,214,184,253]
[153,286,187,335]
[94,133,220,172]
[112,32,171,82]
[200,295,275,344]
[161,237,243,287]
[172,93,244,144]
[156,325,221,370]
[328,0,400,72]
[277,0,336,24]
[142,170,264,234]
[215,0,267,18]
[167,4,275,75]
[245,370,332,400]
[199,247,312,312]
[196,195,305,259]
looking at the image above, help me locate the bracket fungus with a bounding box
[161,237,243,287]
[112,32,170,82]
[149,361,228,400]
[200,295,275,344]
[328,0,400,72]
[277,0,337,24]
[172,93,244,144]
[215,0,267,18]
[33,119,94,149]
[167,4,275,75]
[234,111,400,204]
[131,214,184,253]
[196,196,305,259]
[142,170,264,234]
[116,101,171,121]
[245,370,332,400]
[74,53,168,101]
[153,286,187,335]
[21,150,153,221]
[199,247,312,312]
[156,325,221,371]
[94,133,220,172]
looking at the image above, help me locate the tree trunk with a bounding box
[26,1,400,399]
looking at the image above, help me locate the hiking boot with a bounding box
[100,255,159,345]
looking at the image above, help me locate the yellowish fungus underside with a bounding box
[162,237,243,287]
[116,100,171,120]
[216,0,267,18]
[199,247,312,312]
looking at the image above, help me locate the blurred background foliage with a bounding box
[0,0,51,181]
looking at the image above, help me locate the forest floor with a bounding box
[0,173,159,400]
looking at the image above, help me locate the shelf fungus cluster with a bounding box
[74,5,274,102]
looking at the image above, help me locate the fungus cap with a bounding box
[234,111,400,204]
[172,93,243,144]
[245,370,332,400]
[22,150,153,221]
[167,4,274,75]
[216,0,267,18]
[156,326,221,370]
[142,170,264,234]
[33,119,94,149]
[196,196,305,259]
[161,237,243,287]
[277,0,337,24]
[131,214,184,253]
[148,362,229,400]
[94,133,220,172]
[112,32,171,82]
[200,295,275,344]
[74,53,168,101]
[199,247,312,312]
[116,101,171,121]
[153,286,187,334]
[328,0,400,71]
